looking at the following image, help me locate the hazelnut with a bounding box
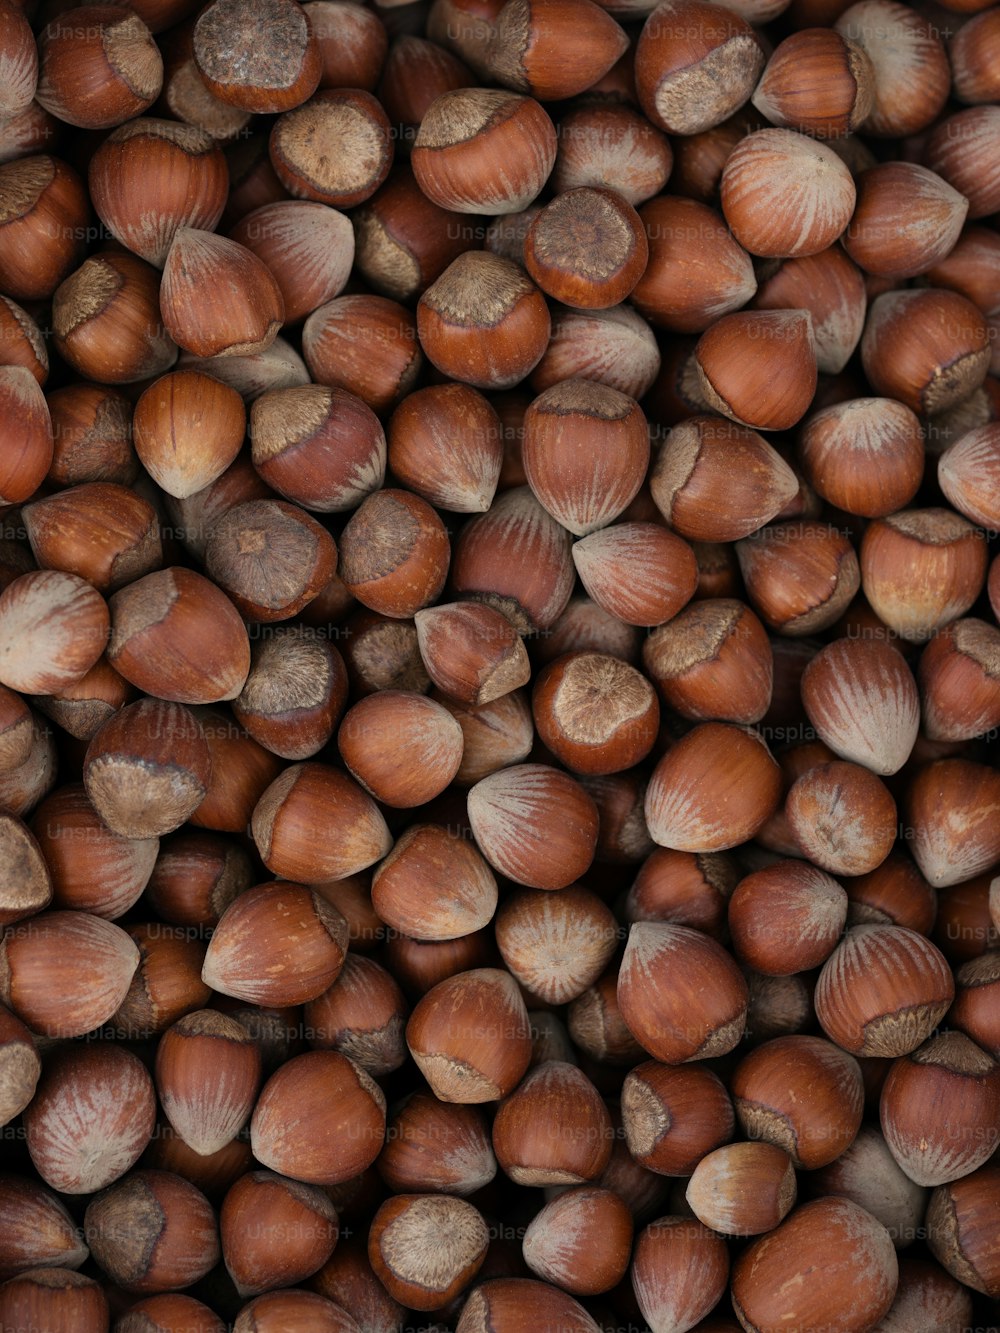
[233,626,348,761]
[0,686,32,775]
[202,881,347,1005]
[950,952,1000,1058]
[731,1197,898,1331]
[388,382,502,515]
[371,823,498,942]
[30,783,156,919]
[693,309,818,431]
[751,245,867,375]
[522,1187,632,1295]
[642,599,773,725]
[573,521,699,628]
[456,1279,600,1333]
[523,379,649,536]
[492,1061,613,1185]
[54,250,179,384]
[552,103,672,207]
[0,295,48,385]
[23,482,160,594]
[0,1269,108,1333]
[938,421,1000,531]
[368,1193,488,1310]
[161,228,284,359]
[784,758,897,877]
[923,106,1000,221]
[729,859,847,975]
[439,688,534,786]
[415,602,530,707]
[635,0,764,135]
[645,722,782,852]
[107,567,249,705]
[44,382,135,490]
[0,810,50,928]
[155,1010,261,1157]
[84,698,212,839]
[732,1034,864,1169]
[189,711,283,836]
[632,196,757,334]
[530,303,662,401]
[251,762,392,883]
[36,6,162,130]
[621,1061,734,1175]
[861,289,991,416]
[193,0,321,113]
[926,1165,1000,1297]
[0,570,109,696]
[0,156,88,301]
[221,1170,337,1297]
[532,652,658,776]
[232,1290,359,1331]
[815,924,955,1057]
[110,920,212,1039]
[568,969,645,1067]
[625,845,739,939]
[230,199,353,325]
[302,294,422,414]
[338,691,464,807]
[25,1044,155,1193]
[468,762,599,889]
[0,1003,40,1128]
[918,618,1000,743]
[618,921,749,1062]
[116,1295,225,1332]
[737,520,861,636]
[524,187,647,310]
[304,952,408,1076]
[205,498,337,624]
[880,1031,1000,1186]
[721,128,857,259]
[378,36,471,152]
[845,851,937,935]
[950,7,1000,104]
[0,1175,88,1281]
[412,88,557,216]
[686,1142,797,1235]
[405,967,531,1102]
[338,488,449,620]
[89,119,228,268]
[417,251,551,390]
[495,884,618,1003]
[797,396,924,517]
[84,1169,219,1294]
[250,1050,386,1186]
[486,0,628,100]
[270,89,392,208]
[808,1123,927,1250]
[874,1256,974,1333]
[132,369,244,499]
[835,0,949,136]
[752,27,874,136]
[353,165,478,305]
[450,486,575,634]
[0,5,36,122]
[651,415,798,542]
[844,162,968,279]
[376,1094,496,1196]
[631,1215,730,1333]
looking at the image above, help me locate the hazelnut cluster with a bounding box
[0,0,998,1330]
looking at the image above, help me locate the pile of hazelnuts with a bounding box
[0,0,998,1328]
